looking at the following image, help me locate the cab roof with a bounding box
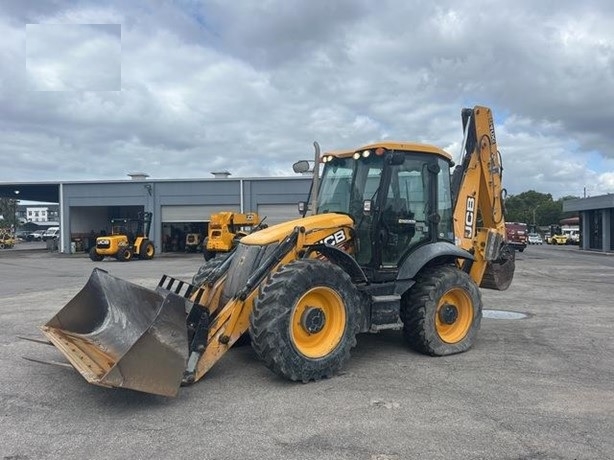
[326,141,452,161]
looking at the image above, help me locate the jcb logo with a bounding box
[464,196,475,238]
[318,229,346,246]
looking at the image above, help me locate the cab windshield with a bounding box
[317,155,383,222]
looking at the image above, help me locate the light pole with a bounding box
[532,203,541,228]
[12,190,19,231]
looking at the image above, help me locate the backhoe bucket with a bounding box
[40,269,189,397]
[480,244,516,291]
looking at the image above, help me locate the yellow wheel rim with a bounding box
[290,287,346,359]
[435,288,473,344]
[146,245,154,257]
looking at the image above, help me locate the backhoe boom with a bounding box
[451,106,513,290]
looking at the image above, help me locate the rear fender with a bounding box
[134,236,145,251]
[395,242,474,295]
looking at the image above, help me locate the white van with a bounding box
[42,227,60,241]
[561,226,580,244]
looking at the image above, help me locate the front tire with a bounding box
[89,247,103,261]
[191,255,226,287]
[116,247,132,262]
[401,265,482,356]
[249,259,360,382]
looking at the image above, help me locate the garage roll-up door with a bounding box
[257,204,302,225]
[161,205,240,222]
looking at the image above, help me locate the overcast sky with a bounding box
[1,0,613,199]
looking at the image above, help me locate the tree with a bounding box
[504,190,555,226]
[0,198,18,229]
[503,190,578,227]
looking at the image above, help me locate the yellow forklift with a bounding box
[89,211,155,262]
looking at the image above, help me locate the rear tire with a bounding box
[140,241,155,260]
[249,259,360,382]
[400,265,482,356]
[116,247,132,262]
[89,247,103,261]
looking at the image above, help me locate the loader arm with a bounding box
[183,228,301,384]
[451,106,513,289]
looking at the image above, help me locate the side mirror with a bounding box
[293,161,311,174]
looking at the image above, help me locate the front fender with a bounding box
[304,244,367,284]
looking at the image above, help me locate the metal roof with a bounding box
[0,176,312,204]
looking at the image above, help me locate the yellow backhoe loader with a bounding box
[88,211,155,262]
[34,106,514,397]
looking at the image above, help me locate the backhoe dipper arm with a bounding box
[451,106,507,285]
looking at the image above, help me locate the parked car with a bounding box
[528,233,543,245]
[27,230,46,241]
[15,230,30,241]
[42,227,60,241]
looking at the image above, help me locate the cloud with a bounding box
[26,24,121,91]
[0,0,612,199]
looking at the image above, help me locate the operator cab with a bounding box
[316,143,454,276]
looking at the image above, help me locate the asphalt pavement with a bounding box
[0,244,612,459]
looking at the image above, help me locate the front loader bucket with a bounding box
[40,268,189,397]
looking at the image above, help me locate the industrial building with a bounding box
[563,194,614,253]
[0,175,311,254]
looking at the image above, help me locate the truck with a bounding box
[33,106,515,397]
[505,222,528,252]
[561,225,580,245]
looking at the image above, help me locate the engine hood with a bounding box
[240,213,354,245]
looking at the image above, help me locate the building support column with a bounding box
[602,209,611,252]
[59,183,67,253]
[581,211,590,250]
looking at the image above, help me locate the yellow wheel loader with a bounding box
[88,211,155,262]
[0,230,15,249]
[202,211,265,260]
[35,106,515,397]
